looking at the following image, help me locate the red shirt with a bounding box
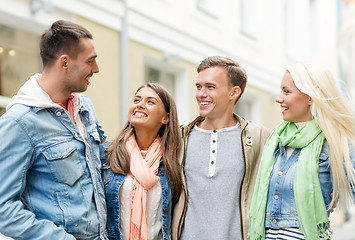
[57,94,75,120]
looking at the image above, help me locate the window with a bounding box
[0,24,41,116]
[309,0,320,59]
[145,66,176,99]
[234,94,261,123]
[195,0,220,20]
[144,58,190,124]
[239,0,260,40]
[283,0,304,61]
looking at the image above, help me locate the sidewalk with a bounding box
[1,207,354,240]
[332,205,355,240]
[0,233,11,240]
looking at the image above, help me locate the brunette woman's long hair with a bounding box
[105,82,182,203]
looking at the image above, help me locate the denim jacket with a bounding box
[265,142,355,228]
[100,146,172,240]
[0,96,107,240]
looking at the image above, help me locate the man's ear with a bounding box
[231,86,242,101]
[161,113,170,124]
[59,55,69,70]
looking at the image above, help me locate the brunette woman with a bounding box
[101,83,182,240]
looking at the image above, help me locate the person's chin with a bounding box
[199,110,210,118]
[282,116,292,122]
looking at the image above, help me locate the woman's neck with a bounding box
[134,129,159,151]
[294,121,309,129]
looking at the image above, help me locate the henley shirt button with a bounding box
[212,150,215,153]
[248,141,251,144]
[274,195,280,199]
[272,219,278,224]
[75,224,78,227]
[247,136,251,139]
[212,140,216,143]
[213,130,217,133]
[211,161,214,165]
[278,171,283,176]
[56,111,62,116]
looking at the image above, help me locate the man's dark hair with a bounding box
[40,20,93,68]
[197,56,247,101]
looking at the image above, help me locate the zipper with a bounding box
[239,120,248,239]
[177,126,190,238]
[85,143,107,239]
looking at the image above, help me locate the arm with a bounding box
[323,141,355,211]
[318,142,333,211]
[100,142,110,166]
[349,142,355,198]
[0,117,75,240]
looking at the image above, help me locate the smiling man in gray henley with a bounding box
[171,56,270,240]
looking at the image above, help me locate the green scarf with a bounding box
[248,120,329,240]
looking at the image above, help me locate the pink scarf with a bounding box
[126,135,162,240]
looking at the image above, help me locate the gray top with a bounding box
[181,123,245,240]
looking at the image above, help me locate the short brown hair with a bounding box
[40,20,93,68]
[197,56,247,101]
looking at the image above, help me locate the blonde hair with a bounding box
[286,62,355,209]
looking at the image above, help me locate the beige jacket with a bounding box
[171,114,270,240]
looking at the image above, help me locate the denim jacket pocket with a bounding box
[42,140,85,186]
[89,130,101,143]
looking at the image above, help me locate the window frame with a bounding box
[144,56,190,124]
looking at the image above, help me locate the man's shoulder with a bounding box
[180,116,203,136]
[80,94,92,104]
[79,94,96,111]
[0,105,40,137]
[236,115,269,134]
[1,104,33,121]
[245,120,269,133]
[237,117,270,145]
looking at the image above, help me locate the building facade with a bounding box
[0,0,339,140]
[0,1,351,239]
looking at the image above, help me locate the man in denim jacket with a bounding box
[0,20,107,240]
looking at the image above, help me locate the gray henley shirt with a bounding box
[181,123,245,240]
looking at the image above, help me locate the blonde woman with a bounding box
[101,83,182,240]
[249,63,355,240]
